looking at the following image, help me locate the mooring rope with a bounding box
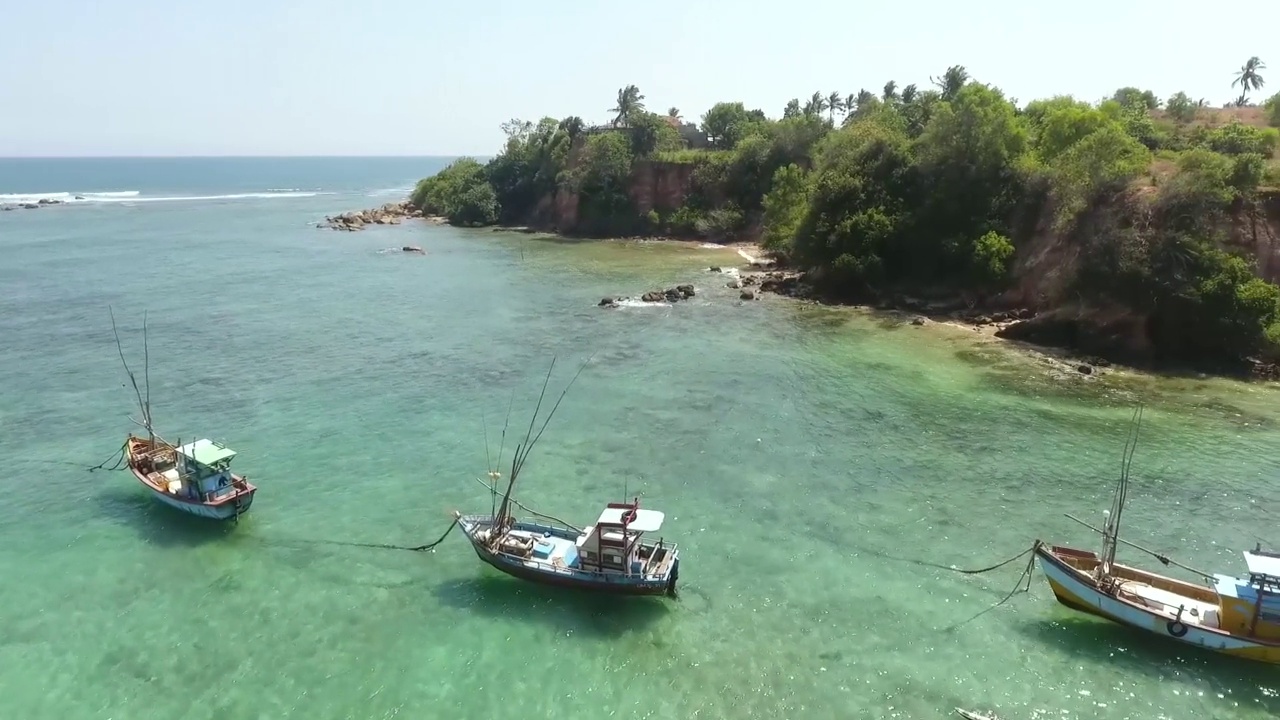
[86,442,127,472]
[904,544,1038,575]
[942,550,1039,632]
[310,517,460,553]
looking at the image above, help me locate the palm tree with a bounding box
[783,98,802,118]
[558,116,585,139]
[900,84,918,104]
[930,65,970,102]
[804,91,828,117]
[667,107,681,122]
[882,80,899,103]
[610,85,646,127]
[1233,56,1267,103]
[826,91,844,122]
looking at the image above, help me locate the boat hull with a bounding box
[1035,544,1280,663]
[137,476,256,520]
[458,517,678,597]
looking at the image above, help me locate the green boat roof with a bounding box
[176,439,237,467]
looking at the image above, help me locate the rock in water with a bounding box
[740,290,756,301]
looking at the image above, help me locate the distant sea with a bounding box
[0,156,458,206]
[1,156,1279,720]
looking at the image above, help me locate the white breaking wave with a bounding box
[612,298,670,308]
[366,186,413,197]
[0,189,330,204]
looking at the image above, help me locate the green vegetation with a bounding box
[409,58,1280,367]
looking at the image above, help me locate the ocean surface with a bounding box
[2,157,1279,720]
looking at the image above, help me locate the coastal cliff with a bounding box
[398,68,1280,377]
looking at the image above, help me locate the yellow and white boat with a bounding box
[1036,407,1280,663]
[1036,542,1280,663]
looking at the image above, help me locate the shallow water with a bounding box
[2,158,1279,719]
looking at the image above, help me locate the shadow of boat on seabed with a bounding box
[1018,615,1280,713]
[430,574,674,639]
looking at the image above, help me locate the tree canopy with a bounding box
[407,66,1280,365]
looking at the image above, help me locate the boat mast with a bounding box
[1097,405,1143,582]
[110,307,155,443]
[491,356,593,537]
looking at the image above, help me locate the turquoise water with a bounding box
[2,158,1279,719]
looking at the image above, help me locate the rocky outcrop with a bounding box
[598,284,697,308]
[739,270,808,298]
[321,201,421,231]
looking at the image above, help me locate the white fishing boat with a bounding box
[126,435,256,520]
[109,310,257,522]
[1035,408,1280,663]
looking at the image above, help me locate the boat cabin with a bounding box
[167,439,240,502]
[1212,547,1280,639]
[574,499,665,575]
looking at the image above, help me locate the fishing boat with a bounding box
[109,310,256,521]
[455,497,679,596]
[1034,407,1280,663]
[451,358,681,597]
[125,435,256,520]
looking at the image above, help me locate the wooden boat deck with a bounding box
[1114,579,1221,628]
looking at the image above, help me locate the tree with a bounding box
[900,84,918,105]
[500,118,534,139]
[627,112,683,156]
[610,85,646,127]
[559,116,585,139]
[760,164,811,257]
[1233,57,1267,103]
[409,157,500,226]
[930,65,970,102]
[1265,91,1280,128]
[882,81,899,103]
[826,91,844,122]
[701,101,755,150]
[1111,87,1160,111]
[970,231,1016,289]
[570,132,636,234]
[668,107,681,120]
[1165,91,1198,123]
[803,91,828,117]
[783,99,802,119]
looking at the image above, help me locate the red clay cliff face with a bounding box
[533,141,697,235]
[1227,190,1280,284]
[627,160,696,216]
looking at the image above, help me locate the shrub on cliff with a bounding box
[567,132,637,235]
[760,164,811,259]
[1046,123,1151,228]
[1266,92,1280,128]
[410,157,499,226]
[485,117,573,224]
[1203,121,1280,158]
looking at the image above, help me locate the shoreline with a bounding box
[327,203,1279,385]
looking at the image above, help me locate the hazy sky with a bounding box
[2,0,1275,157]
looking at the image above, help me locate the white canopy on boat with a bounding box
[597,507,665,532]
[176,439,237,467]
[1243,550,1280,579]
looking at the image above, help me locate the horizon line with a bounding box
[0,154,493,160]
